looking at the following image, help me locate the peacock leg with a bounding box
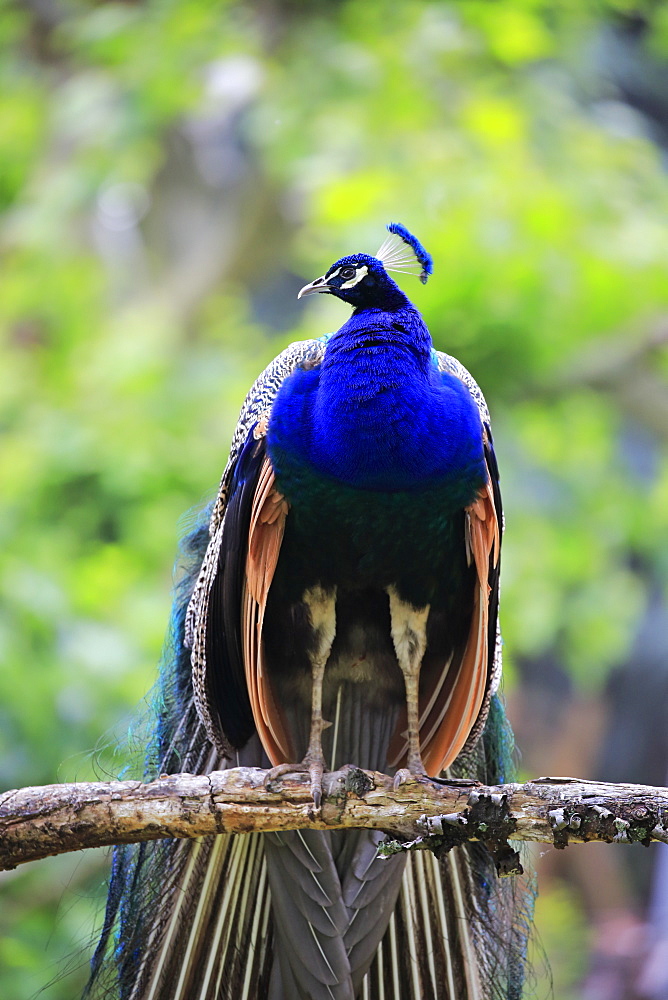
[387,586,430,780]
[265,586,336,810]
[300,585,337,809]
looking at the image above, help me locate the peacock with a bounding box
[86,224,533,1000]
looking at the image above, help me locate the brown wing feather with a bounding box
[243,456,293,764]
[422,477,499,773]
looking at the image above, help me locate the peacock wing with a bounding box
[419,446,501,773]
[187,338,326,759]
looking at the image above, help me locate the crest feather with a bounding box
[375,222,433,284]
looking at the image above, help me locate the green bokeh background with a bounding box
[2,2,668,997]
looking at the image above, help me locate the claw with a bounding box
[307,756,325,814]
[393,768,412,791]
[393,757,429,791]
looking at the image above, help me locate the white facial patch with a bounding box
[329,264,369,289]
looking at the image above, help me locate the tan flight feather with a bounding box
[422,474,498,772]
[242,455,292,764]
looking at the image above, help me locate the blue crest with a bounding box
[376,222,433,284]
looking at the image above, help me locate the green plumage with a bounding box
[271,455,476,607]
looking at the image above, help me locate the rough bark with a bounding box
[1,767,667,873]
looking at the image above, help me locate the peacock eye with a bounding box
[339,267,356,280]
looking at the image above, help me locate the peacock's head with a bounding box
[298,253,397,309]
[298,223,432,311]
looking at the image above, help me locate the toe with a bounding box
[393,767,412,791]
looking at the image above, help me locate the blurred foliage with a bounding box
[1,0,668,996]
[532,873,591,1000]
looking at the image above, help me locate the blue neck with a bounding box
[268,304,486,495]
[323,304,432,372]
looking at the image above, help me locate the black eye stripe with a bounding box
[339,267,356,279]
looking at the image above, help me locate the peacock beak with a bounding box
[297,276,330,299]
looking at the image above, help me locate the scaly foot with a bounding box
[304,751,325,812]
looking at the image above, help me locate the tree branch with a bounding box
[2,767,667,873]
